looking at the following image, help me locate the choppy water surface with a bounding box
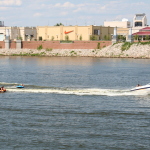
[0,56,150,150]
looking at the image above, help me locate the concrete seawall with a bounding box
[0,43,150,58]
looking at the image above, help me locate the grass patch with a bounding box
[46,48,53,51]
[121,42,133,51]
[70,51,77,56]
[138,41,150,45]
[12,52,46,56]
[55,53,59,56]
[60,40,74,43]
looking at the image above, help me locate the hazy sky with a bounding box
[0,0,149,27]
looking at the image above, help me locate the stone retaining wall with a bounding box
[0,43,150,58]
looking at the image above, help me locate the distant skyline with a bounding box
[0,0,150,27]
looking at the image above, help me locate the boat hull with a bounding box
[130,83,150,91]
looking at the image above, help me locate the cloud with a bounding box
[0,7,8,10]
[1,0,150,27]
[55,2,75,8]
[59,11,68,16]
[33,13,42,17]
[0,0,22,6]
[101,5,106,10]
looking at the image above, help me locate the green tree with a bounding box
[145,35,149,40]
[107,35,110,40]
[104,35,107,40]
[17,36,22,40]
[117,35,126,41]
[65,35,69,41]
[55,23,64,26]
[117,35,121,40]
[79,35,82,41]
[51,36,54,41]
[134,34,139,40]
[90,35,97,40]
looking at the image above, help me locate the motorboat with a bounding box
[130,83,150,91]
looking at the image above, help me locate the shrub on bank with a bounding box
[97,42,100,49]
[121,42,133,51]
[37,45,43,50]
[60,40,74,43]
[139,41,150,45]
[46,48,53,51]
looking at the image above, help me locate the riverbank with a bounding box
[0,42,150,58]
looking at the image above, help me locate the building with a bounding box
[104,19,131,28]
[132,27,150,40]
[104,13,149,36]
[132,13,148,34]
[133,13,147,28]
[0,27,18,41]
[0,26,37,41]
[104,19,131,41]
[19,27,37,41]
[37,25,114,41]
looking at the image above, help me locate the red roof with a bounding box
[140,27,150,31]
[133,27,150,35]
[133,31,150,35]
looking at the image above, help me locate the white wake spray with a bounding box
[6,88,150,96]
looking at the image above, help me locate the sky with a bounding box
[0,0,150,27]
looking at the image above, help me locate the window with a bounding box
[94,29,100,35]
[135,22,142,27]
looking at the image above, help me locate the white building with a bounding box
[133,13,147,27]
[132,13,148,34]
[104,18,131,28]
[0,26,37,41]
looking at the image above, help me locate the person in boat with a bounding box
[0,86,6,92]
[0,86,4,90]
[136,84,141,87]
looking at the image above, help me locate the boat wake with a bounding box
[1,82,150,96]
[5,87,150,96]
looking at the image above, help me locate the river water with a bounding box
[0,56,150,150]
